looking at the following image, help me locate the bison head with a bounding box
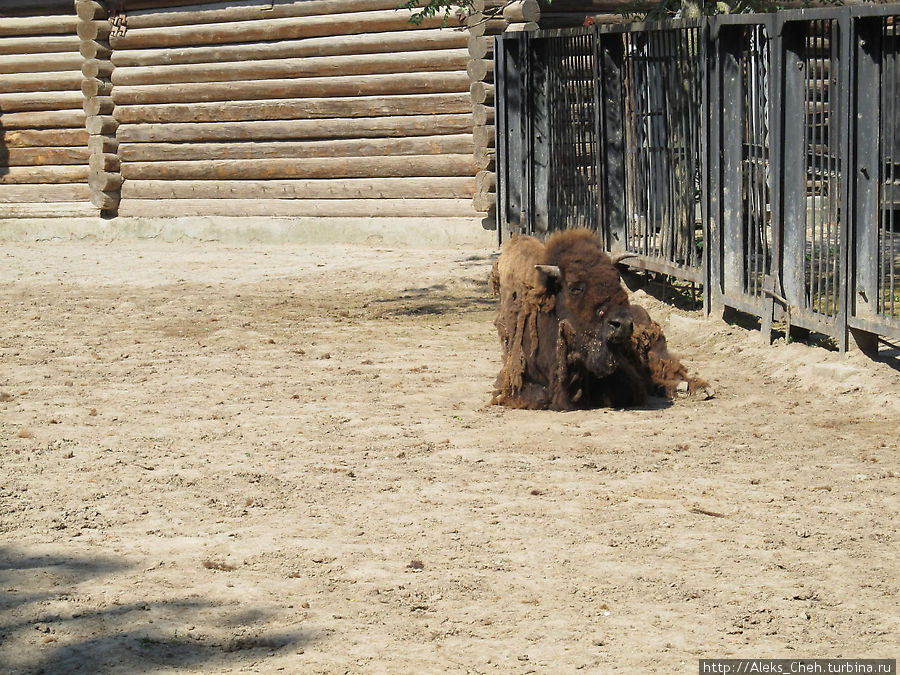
[536,230,634,378]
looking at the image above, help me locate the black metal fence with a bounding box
[494,5,900,350]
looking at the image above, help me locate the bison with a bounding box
[490,229,711,410]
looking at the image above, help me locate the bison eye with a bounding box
[568,285,584,296]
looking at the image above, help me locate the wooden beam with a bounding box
[116,114,474,144]
[111,10,462,50]
[0,109,85,129]
[0,90,84,113]
[120,154,479,180]
[0,0,74,15]
[111,49,470,86]
[118,134,475,162]
[120,177,476,200]
[125,0,426,29]
[112,71,472,105]
[3,128,89,147]
[79,39,111,60]
[0,202,97,218]
[0,52,83,74]
[5,147,90,166]
[110,29,468,68]
[0,16,78,37]
[470,81,494,105]
[0,165,89,184]
[115,198,480,218]
[74,0,106,21]
[0,35,80,56]
[113,93,472,124]
[0,183,90,202]
[0,70,83,94]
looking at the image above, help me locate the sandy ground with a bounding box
[0,241,897,674]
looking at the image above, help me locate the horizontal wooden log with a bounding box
[112,71,471,105]
[85,115,118,135]
[115,0,228,9]
[474,146,495,170]
[89,152,121,172]
[126,0,426,29]
[473,191,497,212]
[0,90,84,113]
[0,70,83,94]
[0,183,91,203]
[539,0,654,10]
[116,114,474,144]
[4,128,89,147]
[111,49,470,87]
[0,165,89,184]
[0,35,80,56]
[467,58,493,83]
[76,20,110,41]
[114,93,472,124]
[119,134,474,162]
[120,154,478,181]
[82,77,113,97]
[0,202,97,218]
[90,189,119,210]
[503,0,540,23]
[75,0,106,21]
[466,15,508,37]
[89,170,123,191]
[473,0,508,9]
[0,51,82,74]
[83,95,115,116]
[0,109,85,130]
[0,0,75,15]
[115,198,479,218]
[467,36,492,60]
[470,81,494,105]
[80,39,111,60]
[82,58,114,79]
[473,125,495,149]
[0,16,78,37]
[121,177,476,200]
[5,146,90,166]
[476,170,497,194]
[111,10,459,50]
[504,21,539,31]
[111,29,467,68]
[472,103,495,126]
[88,135,119,154]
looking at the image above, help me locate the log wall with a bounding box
[108,0,479,219]
[0,0,617,230]
[0,3,93,216]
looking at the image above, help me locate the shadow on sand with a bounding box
[0,546,314,674]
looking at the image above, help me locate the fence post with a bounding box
[848,15,882,354]
[597,32,626,251]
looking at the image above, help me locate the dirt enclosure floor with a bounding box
[1,241,897,674]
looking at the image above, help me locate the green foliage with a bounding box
[398,0,475,26]
[618,0,778,21]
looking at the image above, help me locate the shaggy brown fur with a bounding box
[491,229,710,410]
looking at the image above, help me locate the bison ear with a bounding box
[534,264,561,279]
[534,264,561,293]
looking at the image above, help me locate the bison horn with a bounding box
[534,264,561,279]
[610,252,638,265]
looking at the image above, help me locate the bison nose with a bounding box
[607,316,633,343]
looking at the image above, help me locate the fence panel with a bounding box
[599,21,704,282]
[850,5,900,344]
[707,16,778,330]
[493,6,900,347]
